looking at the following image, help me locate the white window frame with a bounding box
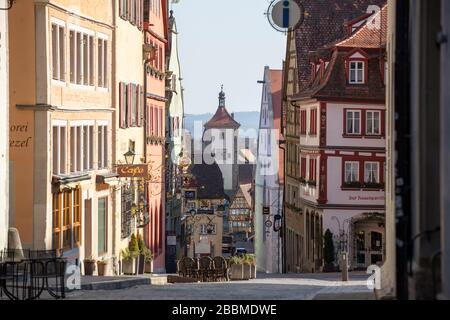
[51,19,66,84]
[344,161,360,183]
[97,34,109,90]
[52,122,68,175]
[97,123,109,169]
[346,110,362,135]
[364,162,380,184]
[349,61,365,84]
[366,110,381,135]
[68,25,95,89]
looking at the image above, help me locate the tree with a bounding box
[129,233,139,256]
[323,229,335,272]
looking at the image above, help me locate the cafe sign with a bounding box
[116,164,149,178]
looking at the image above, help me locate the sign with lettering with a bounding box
[10,123,33,149]
[116,164,149,178]
[263,207,270,215]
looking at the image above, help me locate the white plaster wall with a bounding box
[299,102,320,147]
[167,16,184,165]
[327,156,386,205]
[327,103,386,148]
[255,67,283,273]
[0,2,9,250]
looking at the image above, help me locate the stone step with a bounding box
[147,275,168,285]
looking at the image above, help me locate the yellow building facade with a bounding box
[9,0,115,268]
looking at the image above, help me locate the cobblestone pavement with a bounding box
[65,272,374,300]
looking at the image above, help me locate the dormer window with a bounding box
[345,49,369,85]
[349,61,365,84]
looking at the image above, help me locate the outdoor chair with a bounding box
[198,257,214,282]
[213,256,229,282]
[177,258,187,277]
[185,257,199,279]
[0,250,30,300]
[28,250,67,299]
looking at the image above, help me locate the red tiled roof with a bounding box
[293,0,387,90]
[294,5,387,102]
[204,106,241,130]
[336,5,387,48]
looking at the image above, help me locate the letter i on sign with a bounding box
[283,1,290,28]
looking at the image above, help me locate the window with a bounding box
[52,23,65,81]
[98,197,107,254]
[300,110,307,135]
[70,126,81,172]
[200,224,217,235]
[300,157,307,179]
[69,29,94,86]
[310,109,317,135]
[119,82,127,128]
[98,37,108,88]
[52,125,67,175]
[98,125,108,169]
[349,61,365,84]
[131,84,137,126]
[366,111,381,135]
[121,186,133,239]
[83,35,94,86]
[364,162,380,184]
[52,188,81,251]
[119,0,127,19]
[70,124,94,173]
[346,110,361,135]
[344,162,360,183]
[309,158,317,182]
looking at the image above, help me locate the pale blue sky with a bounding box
[171,0,286,114]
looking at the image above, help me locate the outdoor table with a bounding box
[0,250,67,300]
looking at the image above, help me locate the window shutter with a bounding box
[137,85,142,127]
[126,84,132,127]
[119,82,124,128]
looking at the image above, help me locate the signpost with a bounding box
[266,0,305,33]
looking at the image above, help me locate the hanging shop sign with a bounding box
[116,164,149,178]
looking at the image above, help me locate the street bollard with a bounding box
[341,252,348,282]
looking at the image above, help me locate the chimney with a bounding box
[231,113,235,119]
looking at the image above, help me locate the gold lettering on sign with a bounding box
[10,122,33,148]
[116,164,149,178]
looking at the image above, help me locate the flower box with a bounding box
[230,264,244,280]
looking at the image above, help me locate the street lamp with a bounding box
[124,150,136,165]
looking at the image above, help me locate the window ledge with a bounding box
[342,134,363,139]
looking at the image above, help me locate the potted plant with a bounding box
[323,229,336,273]
[83,256,96,276]
[244,254,257,279]
[229,256,244,281]
[137,234,146,275]
[121,248,138,275]
[97,257,109,276]
[143,247,154,274]
[241,255,253,280]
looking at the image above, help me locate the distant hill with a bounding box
[184,111,260,138]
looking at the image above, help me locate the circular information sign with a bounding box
[267,0,304,33]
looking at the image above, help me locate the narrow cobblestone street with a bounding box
[64,272,374,300]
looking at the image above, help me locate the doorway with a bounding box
[352,215,385,269]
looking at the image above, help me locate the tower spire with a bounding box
[219,85,225,107]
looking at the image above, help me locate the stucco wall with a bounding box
[327,103,386,148]
[327,156,386,206]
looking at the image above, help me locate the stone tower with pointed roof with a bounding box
[203,87,241,197]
